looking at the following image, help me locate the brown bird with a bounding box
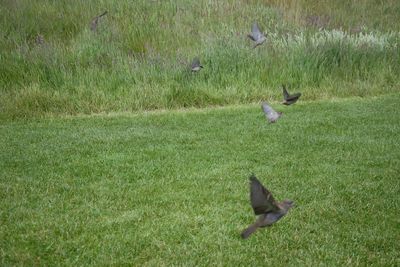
[35,34,45,45]
[282,84,301,105]
[90,11,108,32]
[241,175,294,239]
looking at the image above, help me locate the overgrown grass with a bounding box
[1,0,400,118]
[1,95,399,266]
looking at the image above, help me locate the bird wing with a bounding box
[191,58,201,68]
[249,175,280,215]
[98,11,108,18]
[251,23,264,41]
[261,102,273,115]
[261,102,279,121]
[282,85,290,100]
[261,102,279,122]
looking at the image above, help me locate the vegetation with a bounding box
[1,0,400,118]
[1,95,399,265]
[1,1,399,265]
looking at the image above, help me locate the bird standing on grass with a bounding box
[282,84,301,105]
[247,22,266,48]
[35,34,45,45]
[191,57,203,72]
[90,11,108,32]
[241,175,294,239]
[261,102,282,123]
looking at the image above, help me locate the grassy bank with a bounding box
[1,0,400,119]
[1,95,399,265]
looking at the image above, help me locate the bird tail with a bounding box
[282,85,289,100]
[241,224,258,239]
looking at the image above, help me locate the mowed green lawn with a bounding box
[1,94,399,266]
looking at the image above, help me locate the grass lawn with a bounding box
[1,94,399,266]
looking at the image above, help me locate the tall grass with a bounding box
[267,0,400,31]
[1,0,400,118]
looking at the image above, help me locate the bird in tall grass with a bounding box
[90,11,108,32]
[35,34,45,46]
[247,22,266,48]
[241,175,294,239]
[282,84,301,105]
[261,102,282,123]
[191,57,203,72]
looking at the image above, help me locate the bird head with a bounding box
[281,199,294,210]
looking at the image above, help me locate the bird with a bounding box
[190,57,203,72]
[282,84,301,105]
[261,102,282,123]
[35,34,45,46]
[90,11,108,32]
[247,22,266,48]
[241,175,294,239]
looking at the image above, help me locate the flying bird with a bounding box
[261,102,282,123]
[282,84,301,105]
[241,175,294,239]
[90,11,108,32]
[191,57,203,72]
[247,22,266,48]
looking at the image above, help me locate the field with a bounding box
[1,0,400,266]
[1,95,400,266]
